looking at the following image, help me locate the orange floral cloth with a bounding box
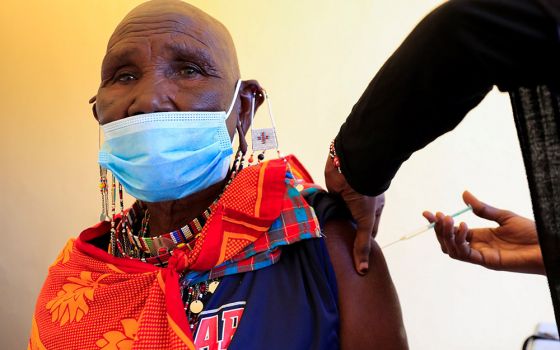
[29,157,317,350]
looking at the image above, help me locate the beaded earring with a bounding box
[248,90,282,165]
[108,174,120,256]
[99,166,110,222]
[230,148,244,179]
[118,181,134,256]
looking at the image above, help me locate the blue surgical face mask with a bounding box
[98,80,242,202]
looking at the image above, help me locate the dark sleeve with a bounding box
[336,0,560,196]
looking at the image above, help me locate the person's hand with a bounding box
[423,191,545,275]
[325,154,385,275]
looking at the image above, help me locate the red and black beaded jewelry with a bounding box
[181,278,221,330]
[329,139,342,174]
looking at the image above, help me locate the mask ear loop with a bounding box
[229,81,249,179]
[225,79,243,119]
[227,79,247,179]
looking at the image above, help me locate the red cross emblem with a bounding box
[257,132,269,144]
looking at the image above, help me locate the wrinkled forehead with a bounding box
[108,11,215,51]
[103,2,239,79]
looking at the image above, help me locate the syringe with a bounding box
[381,205,473,249]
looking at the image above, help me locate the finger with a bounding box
[423,211,436,223]
[454,222,471,261]
[441,215,458,257]
[324,156,340,194]
[353,228,372,275]
[434,212,448,254]
[463,191,515,225]
[343,197,375,275]
[343,192,375,274]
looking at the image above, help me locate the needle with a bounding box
[381,205,473,249]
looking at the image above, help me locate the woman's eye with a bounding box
[179,66,201,77]
[115,73,136,83]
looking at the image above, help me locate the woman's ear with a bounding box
[238,80,265,136]
[89,95,99,122]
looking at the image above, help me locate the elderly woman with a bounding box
[29,1,407,349]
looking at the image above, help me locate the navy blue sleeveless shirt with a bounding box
[192,191,343,350]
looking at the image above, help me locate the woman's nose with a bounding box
[127,75,177,116]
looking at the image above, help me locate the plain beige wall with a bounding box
[0,1,554,349]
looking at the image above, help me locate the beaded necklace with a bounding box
[114,203,223,327]
[122,201,214,258]
[104,148,249,327]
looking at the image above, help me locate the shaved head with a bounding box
[108,0,240,80]
[107,0,240,82]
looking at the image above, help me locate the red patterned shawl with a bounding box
[29,157,321,350]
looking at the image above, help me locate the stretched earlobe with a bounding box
[236,121,248,155]
[92,104,99,121]
[89,95,99,121]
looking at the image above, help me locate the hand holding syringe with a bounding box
[381,205,473,249]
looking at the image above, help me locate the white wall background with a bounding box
[0,1,554,349]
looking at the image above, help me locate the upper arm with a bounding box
[324,219,408,350]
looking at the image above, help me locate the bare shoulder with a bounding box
[323,219,408,350]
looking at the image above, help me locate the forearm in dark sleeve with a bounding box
[336,0,560,196]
